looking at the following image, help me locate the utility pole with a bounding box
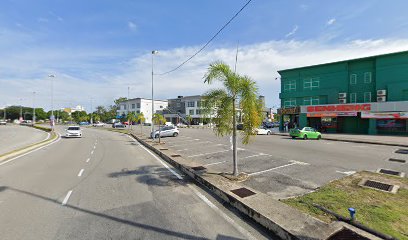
[20,98,23,122]
[48,74,56,131]
[90,97,93,124]
[33,92,36,124]
[151,50,158,136]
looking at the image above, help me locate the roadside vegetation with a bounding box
[282,171,408,239]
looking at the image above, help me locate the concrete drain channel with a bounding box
[359,179,399,194]
[328,228,370,240]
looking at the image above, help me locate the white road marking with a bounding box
[0,133,62,167]
[243,154,263,159]
[167,141,211,147]
[188,186,256,240]
[62,190,73,205]
[204,161,227,166]
[78,169,84,177]
[176,149,189,152]
[91,150,94,155]
[325,142,333,145]
[336,170,356,175]
[86,158,90,163]
[248,160,309,176]
[194,139,200,141]
[188,150,230,158]
[93,145,96,149]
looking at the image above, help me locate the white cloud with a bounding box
[37,17,49,23]
[285,25,298,38]
[2,38,408,110]
[327,18,336,25]
[128,21,137,31]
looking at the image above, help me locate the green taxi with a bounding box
[289,127,322,140]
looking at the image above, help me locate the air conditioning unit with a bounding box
[338,93,347,99]
[339,99,347,104]
[377,90,386,96]
[377,96,386,102]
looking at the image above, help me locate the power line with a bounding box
[156,0,253,76]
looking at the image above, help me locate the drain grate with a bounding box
[191,166,207,171]
[388,158,406,163]
[231,187,256,198]
[395,149,408,154]
[328,228,370,240]
[378,169,400,176]
[159,148,168,150]
[171,154,181,157]
[363,180,393,192]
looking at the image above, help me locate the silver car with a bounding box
[151,126,179,138]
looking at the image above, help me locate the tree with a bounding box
[127,112,138,131]
[152,113,166,143]
[202,61,263,176]
[71,111,88,123]
[136,113,145,135]
[186,115,192,127]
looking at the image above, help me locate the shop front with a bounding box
[278,106,301,131]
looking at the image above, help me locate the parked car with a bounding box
[65,126,82,138]
[112,122,126,128]
[151,126,179,138]
[79,121,90,126]
[255,127,271,135]
[93,122,105,127]
[290,127,322,140]
[0,119,7,125]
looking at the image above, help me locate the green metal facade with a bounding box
[278,51,408,134]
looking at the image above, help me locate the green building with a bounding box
[278,50,408,135]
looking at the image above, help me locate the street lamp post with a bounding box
[151,50,158,136]
[90,97,93,125]
[19,98,23,122]
[48,74,55,130]
[33,92,36,124]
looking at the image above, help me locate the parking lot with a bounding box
[142,127,408,199]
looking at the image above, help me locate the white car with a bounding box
[65,126,82,138]
[93,122,105,127]
[151,126,179,138]
[255,127,271,135]
[0,120,6,125]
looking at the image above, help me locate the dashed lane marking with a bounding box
[62,190,73,206]
[86,158,90,163]
[78,169,84,177]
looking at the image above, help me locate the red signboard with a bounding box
[307,104,371,113]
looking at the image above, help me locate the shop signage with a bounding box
[307,112,357,117]
[278,106,300,115]
[306,104,371,113]
[361,112,408,119]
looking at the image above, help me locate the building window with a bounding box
[136,110,140,114]
[176,103,181,107]
[303,97,319,106]
[283,80,296,92]
[196,109,201,115]
[136,103,140,108]
[196,101,201,107]
[284,98,296,108]
[364,72,372,83]
[303,78,319,90]
[189,109,194,115]
[350,74,357,85]
[350,93,357,103]
[187,101,195,107]
[131,104,135,109]
[123,104,127,110]
[364,92,371,102]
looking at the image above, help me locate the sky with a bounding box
[1,0,408,112]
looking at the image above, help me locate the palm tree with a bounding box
[136,112,145,135]
[152,113,166,143]
[202,61,263,176]
[127,112,137,131]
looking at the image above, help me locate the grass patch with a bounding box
[32,125,52,132]
[282,171,408,240]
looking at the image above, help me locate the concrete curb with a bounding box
[129,133,381,240]
[272,132,408,147]
[0,131,59,163]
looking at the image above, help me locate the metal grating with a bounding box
[231,187,256,198]
[395,149,408,154]
[363,180,393,192]
[388,158,406,163]
[328,228,370,240]
[379,169,400,176]
[191,166,207,171]
[171,154,181,157]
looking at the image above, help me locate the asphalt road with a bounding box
[147,127,408,199]
[0,126,271,240]
[0,124,49,156]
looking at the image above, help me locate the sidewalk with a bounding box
[273,131,408,147]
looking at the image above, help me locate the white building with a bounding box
[117,98,168,124]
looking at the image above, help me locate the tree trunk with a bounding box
[232,98,238,176]
[158,122,161,143]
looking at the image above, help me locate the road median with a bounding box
[130,132,381,240]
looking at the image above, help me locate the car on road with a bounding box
[112,122,126,128]
[151,126,179,138]
[79,122,90,126]
[290,127,321,140]
[65,126,82,138]
[255,127,272,135]
[93,122,105,127]
[0,119,6,125]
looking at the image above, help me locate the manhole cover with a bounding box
[328,228,370,240]
[231,187,256,198]
[388,158,406,163]
[171,154,181,157]
[191,166,207,171]
[395,149,408,154]
[378,169,400,176]
[363,180,393,192]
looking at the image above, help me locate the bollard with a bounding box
[348,207,356,221]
